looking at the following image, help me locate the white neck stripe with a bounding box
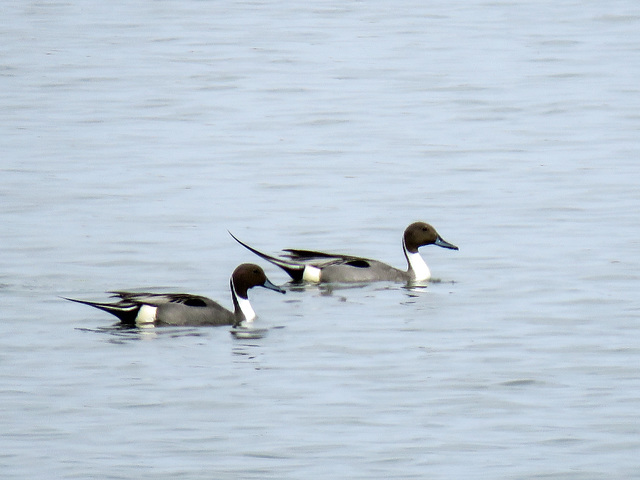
[404,240,431,281]
[237,296,256,323]
[231,277,256,323]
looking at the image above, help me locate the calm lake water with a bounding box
[2,1,640,478]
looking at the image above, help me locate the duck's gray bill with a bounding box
[263,278,286,294]
[435,236,459,250]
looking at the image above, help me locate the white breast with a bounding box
[237,296,256,323]
[406,250,431,281]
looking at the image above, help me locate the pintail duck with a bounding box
[65,263,285,327]
[230,222,458,283]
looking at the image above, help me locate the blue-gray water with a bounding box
[2,1,640,478]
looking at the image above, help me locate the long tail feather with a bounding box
[63,296,139,324]
[228,232,304,281]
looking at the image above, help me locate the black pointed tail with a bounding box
[63,296,139,324]
[228,232,305,281]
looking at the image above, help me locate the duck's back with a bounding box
[320,259,408,283]
[155,298,235,326]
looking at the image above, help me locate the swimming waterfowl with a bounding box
[230,222,458,283]
[65,263,285,327]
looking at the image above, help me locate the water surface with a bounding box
[2,1,640,478]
